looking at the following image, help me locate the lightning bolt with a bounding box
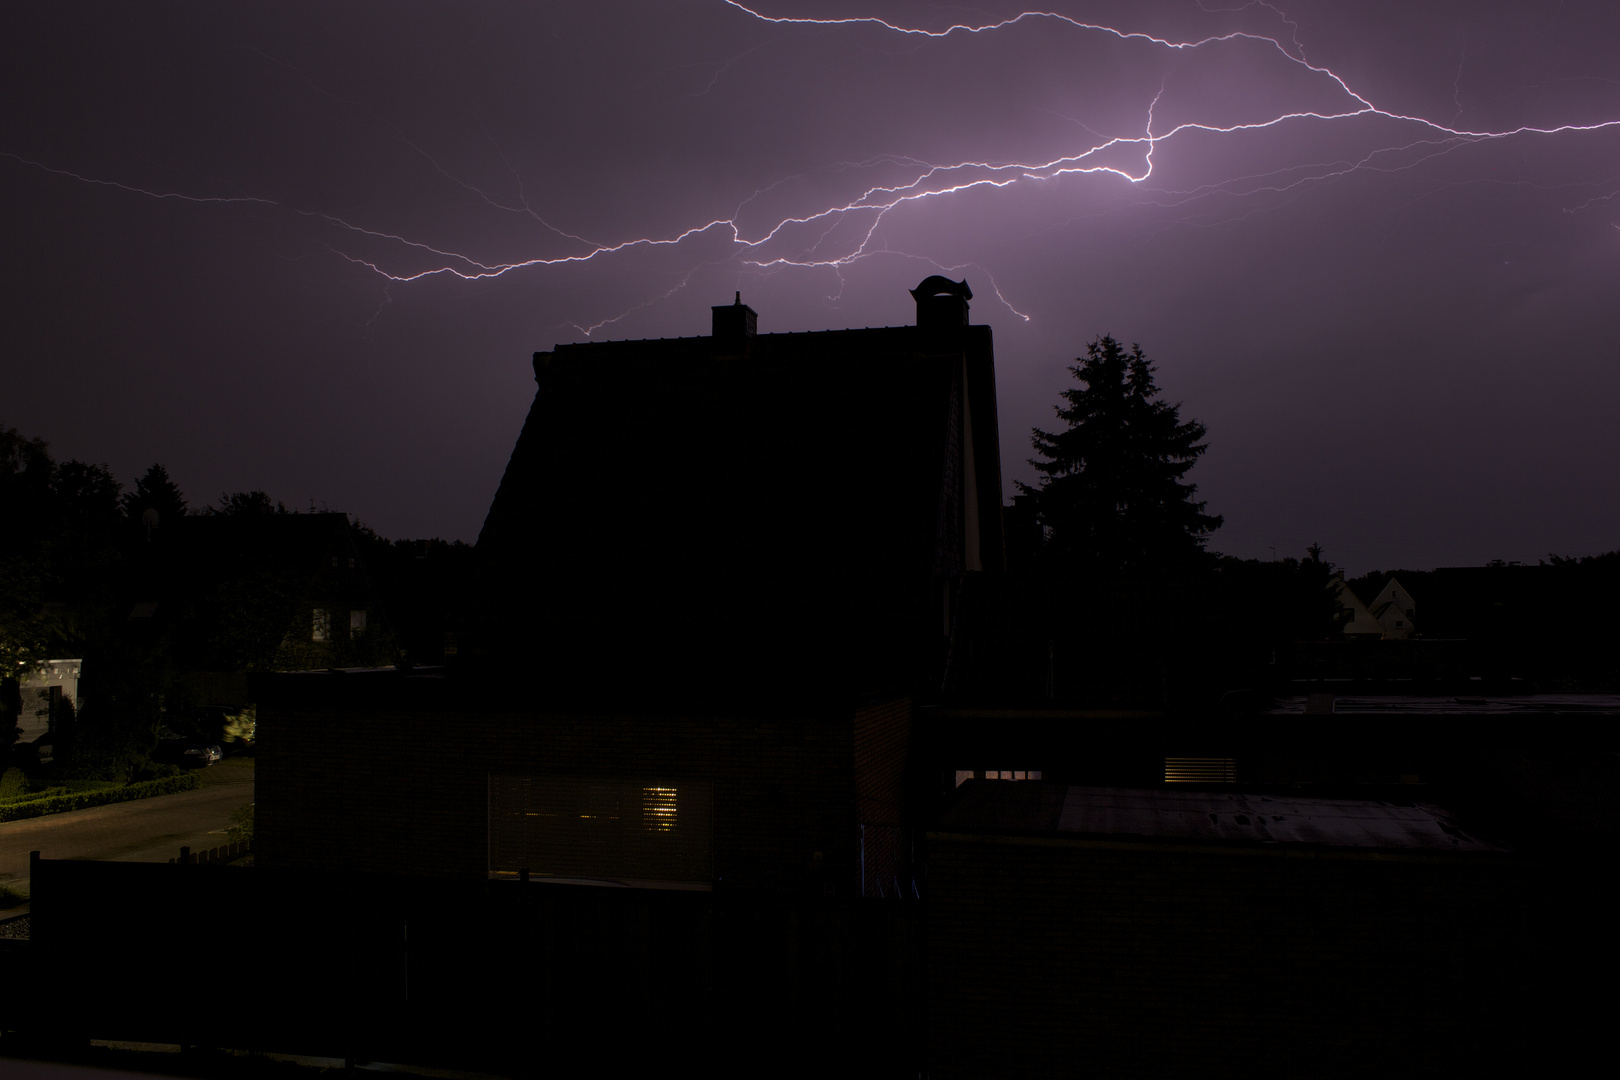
[7,3,1618,334]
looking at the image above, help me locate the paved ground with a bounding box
[1,1046,506,1080]
[0,755,255,905]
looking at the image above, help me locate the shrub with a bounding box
[54,779,122,794]
[0,767,25,802]
[129,759,182,783]
[0,773,201,823]
[223,705,257,744]
[227,803,255,848]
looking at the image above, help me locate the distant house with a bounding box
[1370,575,1417,638]
[126,512,391,708]
[14,657,81,751]
[1334,573,1384,637]
[1333,573,1418,640]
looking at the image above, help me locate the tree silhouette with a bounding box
[208,490,290,517]
[122,463,188,536]
[1019,336,1222,574]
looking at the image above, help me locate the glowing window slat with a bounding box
[643,786,678,832]
[1165,757,1237,783]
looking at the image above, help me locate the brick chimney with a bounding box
[712,291,757,340]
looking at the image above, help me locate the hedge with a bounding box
[0,773,202,823]
[1,780,120,806]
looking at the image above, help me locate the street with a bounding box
[0,756,254,902]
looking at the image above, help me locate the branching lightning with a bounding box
[8,2,1619,334]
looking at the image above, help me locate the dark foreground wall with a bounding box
[16,838,1605,1078]
[14,858,921,1077]
[926,831,1603,1079]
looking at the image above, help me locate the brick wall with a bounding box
[854,696,912,896]
[259,680,912,897]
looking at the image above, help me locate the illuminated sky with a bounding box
[5,1,1618,572]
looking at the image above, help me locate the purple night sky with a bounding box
[5,1,1618,572]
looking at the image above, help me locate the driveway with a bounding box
[0,755,255,904]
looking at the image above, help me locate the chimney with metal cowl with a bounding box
[911,276,971,330]
[712,291,757,340]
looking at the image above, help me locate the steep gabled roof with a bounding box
[471,293,1005,695]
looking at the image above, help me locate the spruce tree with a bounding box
[1019,335,1222,573]
[122,463,188,528]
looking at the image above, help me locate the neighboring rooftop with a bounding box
[941,782,1502,853]
[1268,693,1620,715]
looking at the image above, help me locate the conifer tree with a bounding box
[122,463,188,532]
[1019,335,1222,573]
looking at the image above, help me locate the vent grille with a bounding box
[1164,757,1237,783]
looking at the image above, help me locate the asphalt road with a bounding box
[0,756,254,902]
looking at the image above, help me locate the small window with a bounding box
[312,609,331,642]
[350,609,367,637]
[1165,757,1237,783]
[489,776,713,885]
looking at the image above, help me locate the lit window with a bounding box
[489,776,713,885]
[1165,757,1237,783]
[643,786,677,832]
[312,609,330,642]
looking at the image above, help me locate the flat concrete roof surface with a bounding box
[942,782,1501,852]
[1268,693,1620,715]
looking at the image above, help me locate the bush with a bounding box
[10,779,122,803]
[129,759,182,783]
[0,772,201,823]
[52,779,122,794]
[0,766,25,802]
[227,803,254,848]
[223,705,257,745]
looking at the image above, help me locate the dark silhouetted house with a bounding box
[469,279,1005,695]
[259,279,1006,898]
